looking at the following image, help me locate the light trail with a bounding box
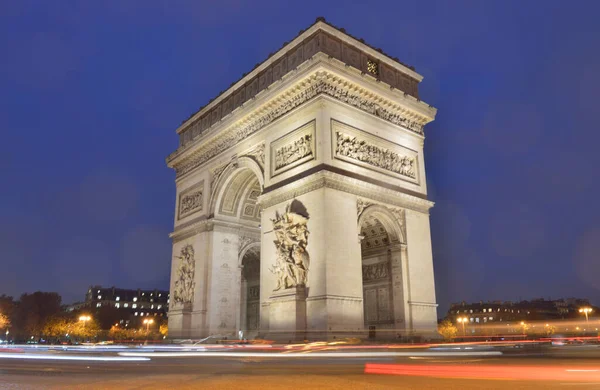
[118,351,502,358]
[365,364,600,382]
[0,353,150,362]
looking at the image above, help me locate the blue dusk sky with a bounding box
[1,1,599,314]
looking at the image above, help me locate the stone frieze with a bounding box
[336,131,416,179]
[172,72,427,178]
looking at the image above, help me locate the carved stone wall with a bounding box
[177,26,421,148]
[362,261,390,282]
[270,120,316,177]
[170,71,428,178]
[173,245,196,305]
[333,120,418,183]
[269,202,310,290]
[178,182,204,220]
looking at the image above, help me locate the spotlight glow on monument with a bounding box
[166,18,438,341]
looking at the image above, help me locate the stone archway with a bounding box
[239,243,260,339]
[206,166,262,337]
[358,204,409,339]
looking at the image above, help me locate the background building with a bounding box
[85,286,169,319]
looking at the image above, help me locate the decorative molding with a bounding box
[362,261,390,282]
[259,170,433,214]
[178,181,204,220]
[408,301,439,308]
[170,70,429,178]
[270,120,316,177]
[270,202,310,291]
[242,143,266,170]
[173,245,196,305]
[210,163,230,193]
[238,235,258,257]
[333,120,418,183]
[357,198,406,244]
[248,286,260,300]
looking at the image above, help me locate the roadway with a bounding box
[1,346,600,389]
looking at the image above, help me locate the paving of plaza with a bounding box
[1,346,600,389]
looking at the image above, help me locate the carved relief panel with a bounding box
[332,120,419,184]
[178,181,204,220]
[270,120,316,177]
[173,245,196,305]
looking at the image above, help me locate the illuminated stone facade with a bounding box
[166,18,438,340]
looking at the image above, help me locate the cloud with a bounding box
[488,205,546,259]
[480,101,543,157]
[52,237,113,303]
[573,229,600,292]
[77,174,139,223]
[120,225,171,286]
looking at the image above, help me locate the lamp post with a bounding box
[79,315,91,342]
[143,319,154,345]
[457,317,469,336]
[579,307,592,323]
[143,319,154,333]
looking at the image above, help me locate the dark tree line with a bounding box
[0,291,166,343]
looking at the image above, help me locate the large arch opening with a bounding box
[211,162,263,338]
[359,206,407,340]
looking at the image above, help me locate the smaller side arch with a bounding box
[209,156,264,216]
[358,204,406,245]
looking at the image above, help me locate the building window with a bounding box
[488,308,492,312]
[132,304,137,309]
[151,305,154,309]
[98,295,102,300]
[483,309,486,313]
[116,297,120,301]
[157,305,162,310]
[115,303,120,308]
[96,303,101,308]
[489,317,493,321]
[133,297,138,302]
[159,294,162,297]
[134,312,138,316]
[367,59,379,76]
[124,303,129,308]
[469,309,473,313]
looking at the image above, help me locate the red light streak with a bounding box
[365,364,600,381]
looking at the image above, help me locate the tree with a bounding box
[0,312,9,330]
[42,314,72,342]
[13,292,62,340]
[159,323,168,338]
[438,319,458,341]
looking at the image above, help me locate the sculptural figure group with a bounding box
[269,204,310,290]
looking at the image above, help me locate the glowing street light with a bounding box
[79,315,91,322]
[456,317,469,336]
[143,318,154,332]
[579,307,592,323]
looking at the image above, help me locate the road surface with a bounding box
[1,346,600,389]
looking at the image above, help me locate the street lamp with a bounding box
[456,317,469,336]
[143,318,154,332]
[579,307,592,323]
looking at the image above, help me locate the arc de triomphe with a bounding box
[167,18,438,340]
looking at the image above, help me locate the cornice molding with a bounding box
[170,218,260,243]
[168,60,436,178]
[174,20,424,137]
[258,170,434,214]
